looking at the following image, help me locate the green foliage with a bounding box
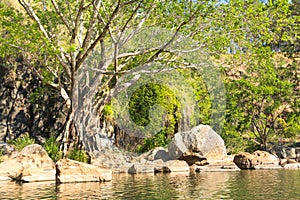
[221,127,260,154]
[223,49,298,149]
[67,147,89,163]
[43,135,62,162]
[129,83,180,127]
[1,0,299,154]
[0,3,52,60]
[218,0,299,150]
[0,149,3,163]
[29,87,47,104]
[180,69,212,125]
[7,133,35,152]
[102,104,114,121]
[129,83,180,152]
[137,129,171,153]
[283,114,300,139]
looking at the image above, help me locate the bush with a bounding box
[137,130,170,153]
[129,83,180,152]
[221,129,260,154]
[0,149,3,163]
[7,133,35,151]
[67,147,89,163]
[43,135,62,162]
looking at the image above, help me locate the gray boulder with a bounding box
[128,163,155,174]
[139,147,171,162]
[168,125,227,165]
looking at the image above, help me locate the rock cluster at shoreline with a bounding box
[0,125,300,184]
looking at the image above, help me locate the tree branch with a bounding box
[76,1,121,70]
[145,21,188,64]
[70,0,85,70]
[79,0,101,59]
[50,0,72,33]
[18,0,71,78]
[18,0,51,40]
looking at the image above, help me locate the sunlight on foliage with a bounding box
[67,148,89,163]
[7,133,35,152]
[43,135,62,162]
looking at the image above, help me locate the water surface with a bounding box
[1,169,299,199]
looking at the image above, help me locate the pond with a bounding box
[1,169,300,199]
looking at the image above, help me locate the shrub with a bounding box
[67,147,89,163]
[43,135,62,162]
[137,130,170,153]
[7,133,35,151]
[128,83,180,152]
[0,149,3,163]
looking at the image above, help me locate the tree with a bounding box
[225,49,297,150]
[2,0,298,155]
[14,0,218,155]
[218,0,300,151]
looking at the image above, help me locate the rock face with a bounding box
[233,151,280,169]
[0,143,15,155]
[285,147,297,159]
[0,144,55,182]
[168,125,227,165]
[56,159,112,183]
[270,145,300,159]
[0,58,68,143]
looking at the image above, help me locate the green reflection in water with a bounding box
[1,170,300,199]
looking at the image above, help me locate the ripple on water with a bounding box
[0,170,300,199]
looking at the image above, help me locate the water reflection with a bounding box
[1,170,300,199]
[0,181,56,199]
[55,172,235,199]
[187,172,236,199]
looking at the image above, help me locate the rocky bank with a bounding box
[0,125,299,184]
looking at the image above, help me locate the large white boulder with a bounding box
[168,125,227,164]
[0,144,55,182]
[56,159,112,183]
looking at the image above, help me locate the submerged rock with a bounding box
[0,144,55,182]
[163,160,190,173]
[128,162,156,174]
[283,163,300,169]
[56,159,112,183]
[155,160,190,173]
[128,159,189,174]
[193,161,241,172]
